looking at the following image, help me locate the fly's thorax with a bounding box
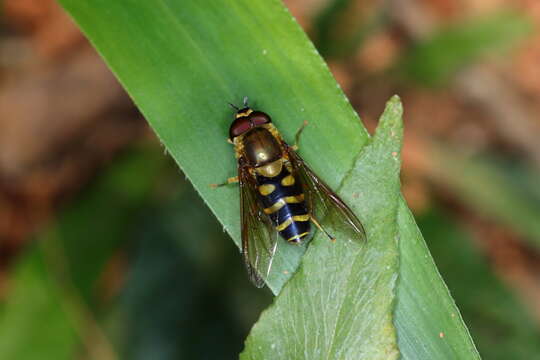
[241,127,283,168]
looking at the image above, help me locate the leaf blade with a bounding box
[241,97,403,360]
[58,0,368,292]
[56,1,482,358]
[395,201,481,359]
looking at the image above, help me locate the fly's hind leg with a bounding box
[310,214,336,242]
[291,120,309,151]
[210,176,239,188]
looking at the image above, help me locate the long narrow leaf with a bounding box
[58,1,480,358]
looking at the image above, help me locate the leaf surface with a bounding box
[57,1,481,358]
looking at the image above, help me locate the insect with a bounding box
[213,97,365,287]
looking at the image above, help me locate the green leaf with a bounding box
[57,1,480,358]
[57,0,368,293]
[242,97,402,360]
[395,201,480,359]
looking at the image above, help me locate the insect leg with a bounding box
[210,176,239,188]
[310,215,336,242]
[292,120,309,151]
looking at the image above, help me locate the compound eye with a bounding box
[229,117,251,139]
[249,111,272,126]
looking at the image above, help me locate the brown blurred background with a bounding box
[1,0,540,359]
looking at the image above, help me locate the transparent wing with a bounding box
[239,160,278,288]
[286,146,366,243]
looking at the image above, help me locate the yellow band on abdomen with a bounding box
[263,194,305,214]
[276,214,310,231]
[287,232,310,242]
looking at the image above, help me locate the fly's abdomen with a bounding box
[257,167,311,244]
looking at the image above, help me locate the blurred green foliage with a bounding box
[0,251,78,360]
[431,147,540,250]
[0,147,167,359]
[420,209,540,359]
[313,0,387,58]
[115,175,271,360]
[0,147,270,359]
[399,12,532,86]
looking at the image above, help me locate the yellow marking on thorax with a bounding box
[264,123,283,141]
[255,159,283,178]
[259,184,276,196]
[281,175,295,186]
[262,123,288,152]
[233,136,245,159]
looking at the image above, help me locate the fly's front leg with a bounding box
[291,120,309,151]
[210,176,239,188]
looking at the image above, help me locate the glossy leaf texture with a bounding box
[57,1,480,358]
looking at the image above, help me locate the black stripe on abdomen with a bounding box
[256,167,311,243]
[278,217,310,243]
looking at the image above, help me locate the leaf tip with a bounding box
[386,95,403,119]
[373,95,404,145]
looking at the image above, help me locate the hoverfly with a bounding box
[213,98,365,287]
